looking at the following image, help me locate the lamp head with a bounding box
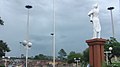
[28,42,32,48]
[22,40,27,46]
[74,58,76,60]
[107,7,114,10]
[25,5,32,9]
[109,47,113,51]
[2,56,5,58]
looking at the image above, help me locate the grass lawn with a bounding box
[112,62,120,66]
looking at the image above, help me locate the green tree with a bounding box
[34,54,47,60]
[81,48,89,66]
[0,17,4,25]
[81,48,89,63]
[58,49,67,61]
[34,54,52,60]
[0,40,10,57]
[0,18,7,58]
[105,37,120,57]
[104,37,120,63]
[67,51,82,63]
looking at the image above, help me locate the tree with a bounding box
[34,54,47,60]
[34,54,52,60]
[105,37,120,56]
[0,18,7,58]
[0,40,10,57]
[81,48,89,66]
[104,37,120,63]
[67,51,82,63]
[0,17,4,25]
[81,48,89,63]
[58,49,67,61]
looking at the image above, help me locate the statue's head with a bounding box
[93,3,98,8]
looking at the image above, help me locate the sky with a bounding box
[0,0,120,57]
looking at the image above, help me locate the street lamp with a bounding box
[20,40,32,67]
[107,7,115,37]
[74,58,80,67]
[104,47,113,65]
[109,47,113,51]
[20,5,32,67]
[2,56,10,67]
[52,0,56,67]
[51,32,55,67]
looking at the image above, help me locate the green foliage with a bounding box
[67,49,89,66]
[102,61,107,67]
[81,48,89,63]
[111,63,120,67]
[58,49,67,61]
[34,54,52,60]
[105,37,120,57]
[67,51,82,63]
[105,63,120,67]
[81,48,89,67]
[0,40,10,57]
[0,17,4,25]
[0,64,5,67]
[102,62,120,67]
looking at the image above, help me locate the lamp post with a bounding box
[2,56,6,67]
[20,5,32,67]
[104,47,113,65]
[2,56,10,67]
[74,58,80,67]
[20,40,32,67]
[107,7,115,37]
[51,32,55,67]
[52,0,56,67]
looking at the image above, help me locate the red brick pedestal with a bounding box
[86,38,106,67]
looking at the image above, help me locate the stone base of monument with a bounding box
[86,38,106,67]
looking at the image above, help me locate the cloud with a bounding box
[0,0,119,57]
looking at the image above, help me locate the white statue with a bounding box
[88,3,101,38]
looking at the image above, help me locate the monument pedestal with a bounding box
[86,38,106,67]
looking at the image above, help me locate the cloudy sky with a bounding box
[0,0,120,57]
